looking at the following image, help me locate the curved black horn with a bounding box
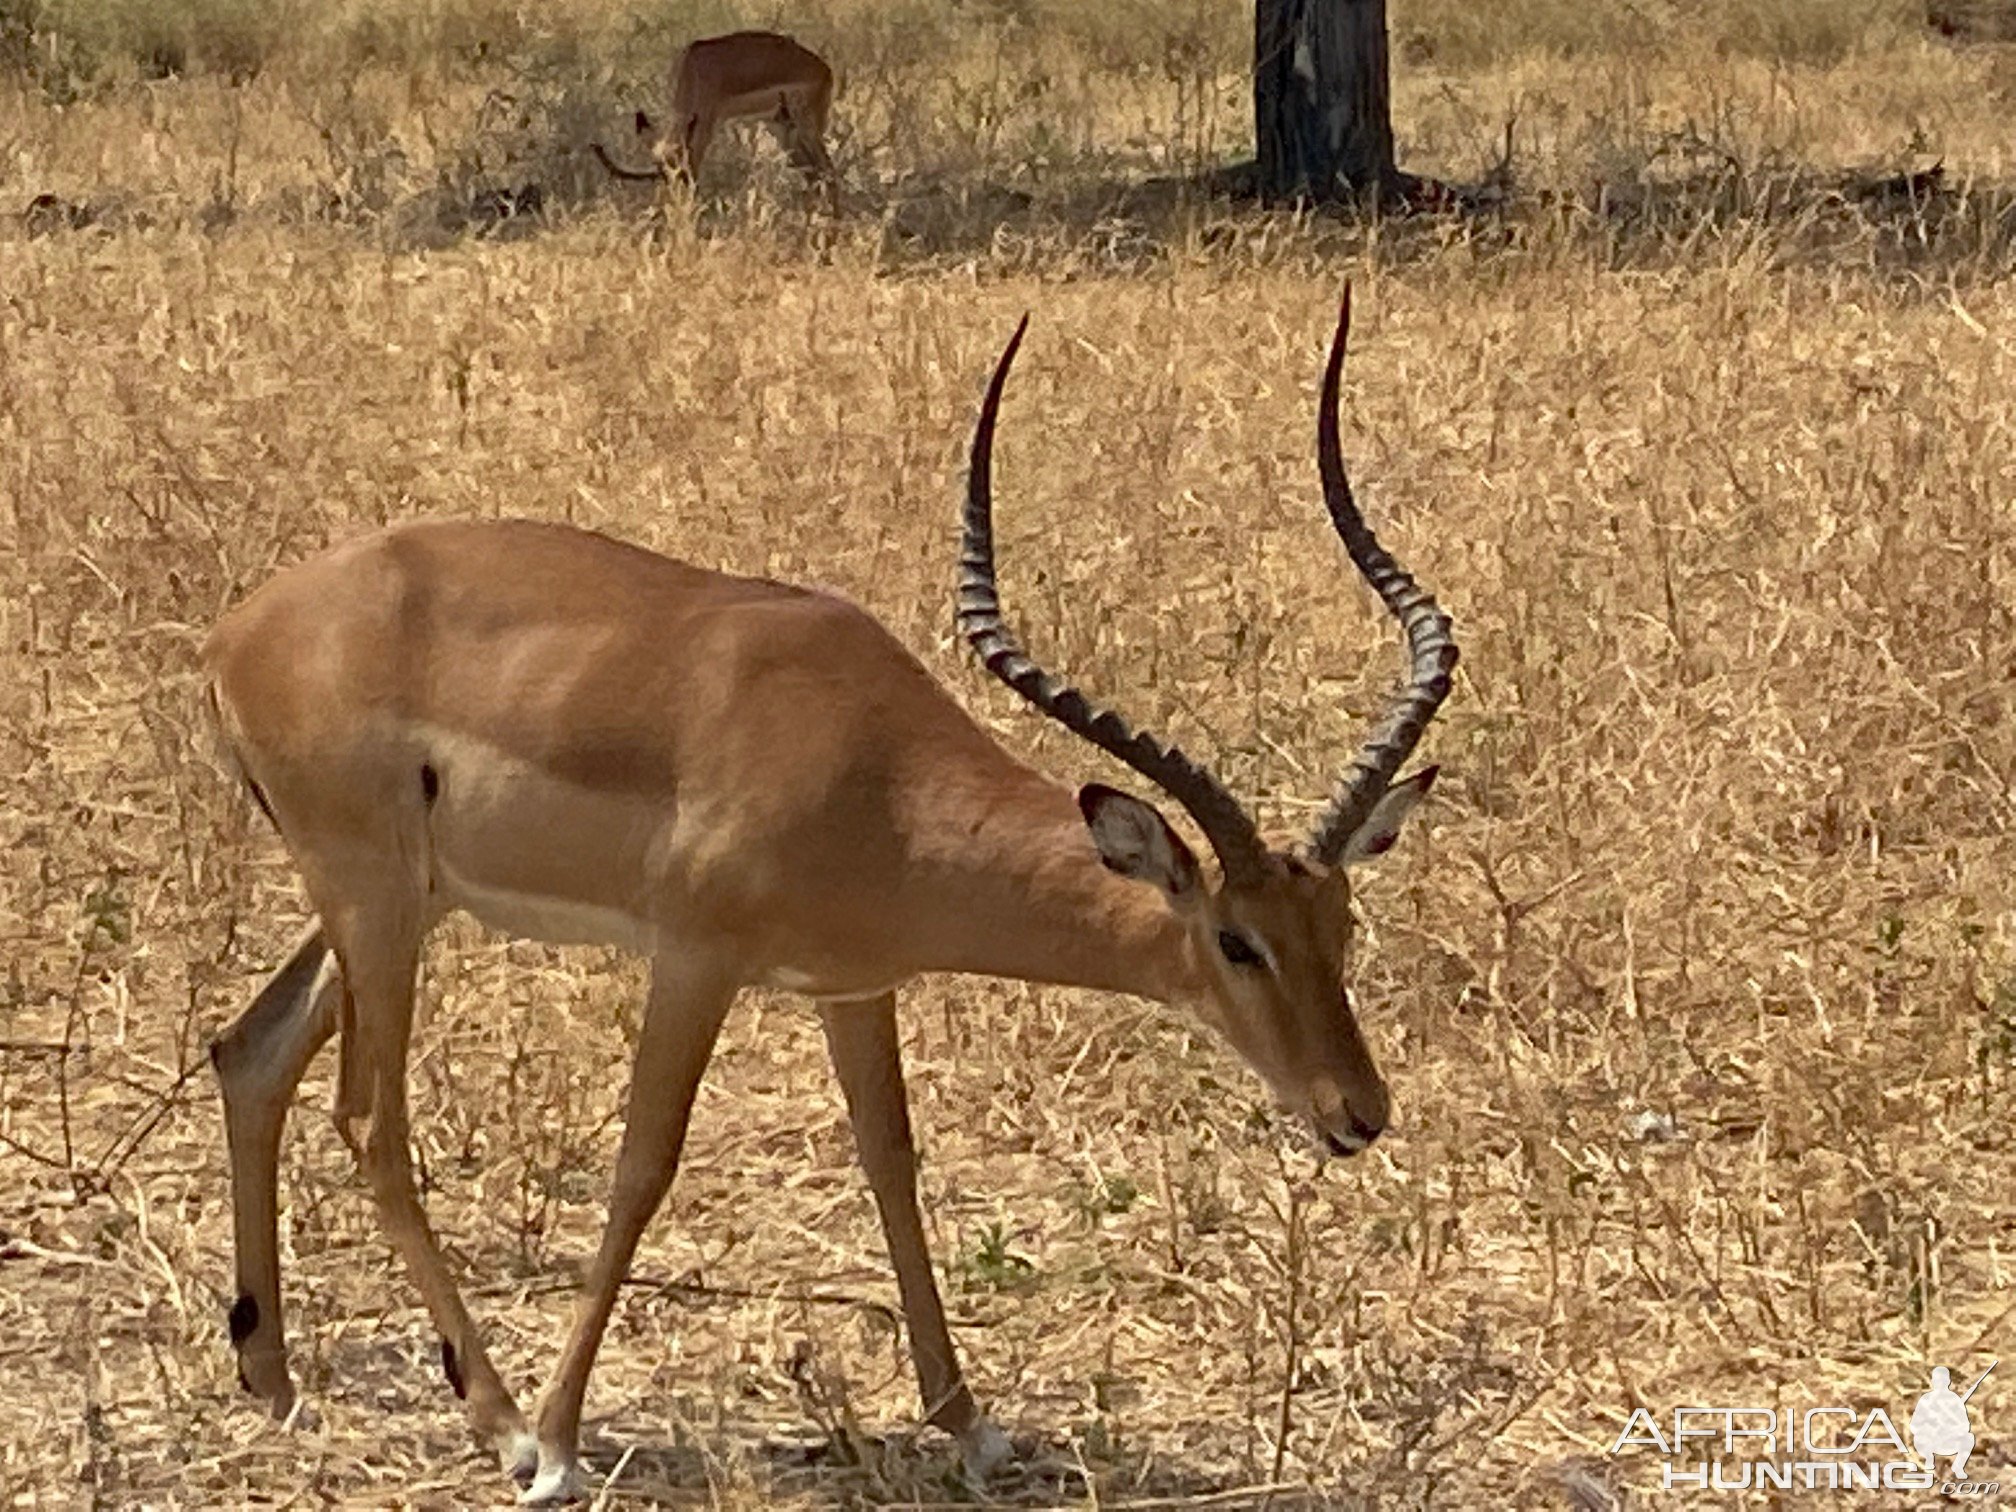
[1306,285,1459,864]
[957,318,1269,883]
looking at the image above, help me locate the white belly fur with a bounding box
[432,863,906,999]
[758,965,908,1001]
[411,721,664,958]
[405,727,901,994]
[434,857,659,957]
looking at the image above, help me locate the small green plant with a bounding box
[79,872,129,949]
[1979,975,2016,1076]
[1071,1172,1140,1227]
[957,1220,1038,1293]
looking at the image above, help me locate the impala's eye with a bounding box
[1217,930,1264,969]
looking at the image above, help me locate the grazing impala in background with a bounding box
[592,30,836,194]
[203,289,1457,1504]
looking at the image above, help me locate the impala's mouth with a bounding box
[1305,1073,1385,1158]
[1319,1126,1369,1158]
[1310,1105,1384,1159]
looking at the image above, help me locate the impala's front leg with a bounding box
[524,955,738,1506]
[678,111,715,185]
[819,995,1012,1481]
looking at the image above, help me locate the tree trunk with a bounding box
[1253,0,1395,203]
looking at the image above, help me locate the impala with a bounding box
[591,30,836,194]
[204,291,1456,1504]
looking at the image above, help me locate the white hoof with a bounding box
[276,1397,322,1433]
[959,1418,1014,1481]
[517,1457,582,1506]
[500,1431,540,1486]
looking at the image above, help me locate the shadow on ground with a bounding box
[19,135,2016,282]
[571,1423,1340,1509]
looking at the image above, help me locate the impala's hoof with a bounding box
[518,1456,582,1506]
[243,1371,315,1432]
[277,1397,322,1433]
[501,1432,540,1487]
[959,1418,1014,1482]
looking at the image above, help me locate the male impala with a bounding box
[204,291,1456,1504]
[592,30,836,193]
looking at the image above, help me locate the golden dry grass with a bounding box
[2,4,2015,1508]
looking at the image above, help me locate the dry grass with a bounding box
[3,5,2015,1509]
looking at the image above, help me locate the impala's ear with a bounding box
[1078,784,1202,902]
[1336,766,1437,867]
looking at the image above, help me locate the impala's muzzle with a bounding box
[1308,1067,1388,1158]
[1319,1110,1384,1158]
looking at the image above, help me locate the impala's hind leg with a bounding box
[210,920,339,1416]
[325,896,535,1481]
[775,86,836,201]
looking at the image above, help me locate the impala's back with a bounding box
[203,519,1032,983]
[673,31,831,119]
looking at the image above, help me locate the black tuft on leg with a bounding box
[228,1293,260,1347]
[441,1337,466,1399]
[420,764,440,804]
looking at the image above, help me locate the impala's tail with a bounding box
[204,679,287,833]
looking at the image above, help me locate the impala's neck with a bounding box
[901,763,1205,1007]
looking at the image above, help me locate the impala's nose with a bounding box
[1320,1111,1384,1158]
[1308,1074,1388,1158]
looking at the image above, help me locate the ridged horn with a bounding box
[1306,285,1459,865]
[956,317,1270,884]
